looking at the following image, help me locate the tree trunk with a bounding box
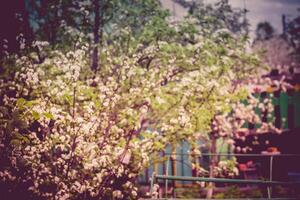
[20,0,34,44]
[91,0,100,71]
[206,135,217,199]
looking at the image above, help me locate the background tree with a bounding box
[284,10,300,67]
[1,0,169,69]
[255,21,275,41]
[186,0,249,36]
[0,0,33,58]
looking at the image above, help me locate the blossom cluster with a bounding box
[213,159,239,178]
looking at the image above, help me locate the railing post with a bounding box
[150,172,155,194]
[165,155,170,198]
[267,155,274,199]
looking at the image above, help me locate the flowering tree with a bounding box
[1,0,283,194]
[0,27,264,199]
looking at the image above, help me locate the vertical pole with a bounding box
[165,155,170,198]
[150,172,155,194]
[267,155,273,199]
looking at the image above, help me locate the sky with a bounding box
[228,0,300,37]
[161,0,300,38]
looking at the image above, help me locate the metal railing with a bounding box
[148,153,300,199]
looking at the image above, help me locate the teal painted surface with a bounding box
[182,141,193,178]
[288,93,294,128]
[294,92,300,128]
[177,141,192,184]
[280,92,288,129]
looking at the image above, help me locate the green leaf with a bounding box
[16,98,26,109]
[44,112,54,119]
[25,100,35,107]
[32,111,40,120]
[119,138,126,147]
[16,98,26,106]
